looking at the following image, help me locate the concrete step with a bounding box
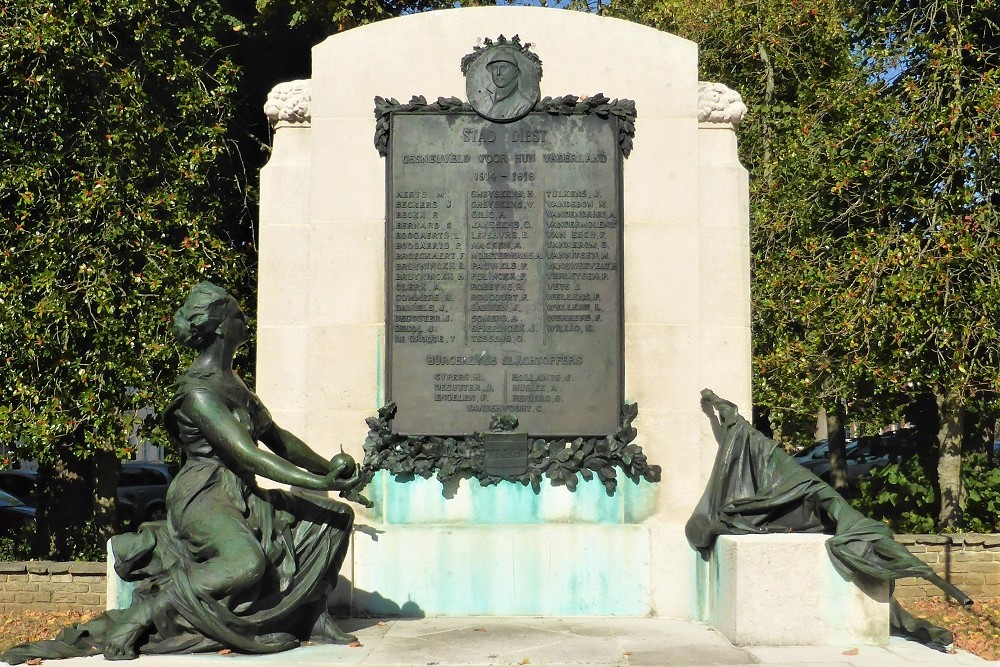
[2,617,991,667]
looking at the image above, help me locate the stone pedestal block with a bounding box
[352,523,654,616]
[707,534,889,646]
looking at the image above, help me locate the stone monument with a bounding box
[258,6,749,618]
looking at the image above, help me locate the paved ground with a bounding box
[2,617,995,667]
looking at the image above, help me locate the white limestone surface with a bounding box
[257,6,751,618]
[708,534,890,646]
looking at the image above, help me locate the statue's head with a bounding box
[172,282,235,350]
[487,49,520,89]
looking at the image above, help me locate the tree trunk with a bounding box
[936,389,965,530]
[826,398,849,491]
[34,432,92,560]
[92,450,122,545]
[815,406,828,441]
[992,417,1000,467]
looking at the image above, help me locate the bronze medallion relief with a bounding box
[463,35,541,123]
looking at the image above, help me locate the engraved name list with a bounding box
[386,113,623,436]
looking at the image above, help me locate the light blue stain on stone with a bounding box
[106,541,137,610]
[694,549,710,621]
[362,469,387,518]
[351,525,651,616]
[541,531,649,615]
[623,477,659,523]
[471,478,541,523]
[384,473,472,524]
[383,474,625,524]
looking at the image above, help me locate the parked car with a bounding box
[0,461,178,526]
[116,462,178,523]
[0,488,35,534]
[794,439,889,484]
[0,469,38,506]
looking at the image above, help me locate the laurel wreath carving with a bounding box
[373,94,637,158]
[354,402,661,495]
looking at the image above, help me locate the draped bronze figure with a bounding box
[3,283,366,663]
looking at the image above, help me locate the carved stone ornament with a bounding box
[697,81,747,129]
[355,402,661,495]
[264,79,312,126]
[373,93,637,158]
[462,35,542,123]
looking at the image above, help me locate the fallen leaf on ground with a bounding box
[902,598,1000,661]
[842,648,858,656]
[377,621,387,627]
[26,659,41,666]
[520,658,531,665]
[473,627,487,632]
[348,641,364,648]
[623,651,632,656]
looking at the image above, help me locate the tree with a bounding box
[607,0,871,439]
[608,0,1000,530]
[0,0,257,557]
[831,0,1000,528]
[0,0,451,559]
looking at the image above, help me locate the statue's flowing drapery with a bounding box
[1,372,354,664]
[688,389,971,648]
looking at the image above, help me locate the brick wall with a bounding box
[893,534,1000,601]
[0,561,107,613]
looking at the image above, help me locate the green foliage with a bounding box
[0,0,437,559]
[854,453,1000,534]
[961,454,1000,534]
[0,0,257,557]
[607,0,1000,527]
[853,457,938,533]
[258,0,453,31]
[0,526,35,563]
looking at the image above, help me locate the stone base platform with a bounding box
[1,617,984,666]
[705,533,890,646]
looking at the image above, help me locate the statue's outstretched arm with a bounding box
[184,390,341,490]
[259,423,336,475]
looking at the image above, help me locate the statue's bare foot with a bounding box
[103,619,147,660]
[310,611,358,644]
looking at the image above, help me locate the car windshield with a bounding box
[795,440,859,460]
[0,489,25,508]
[794,442,827,459]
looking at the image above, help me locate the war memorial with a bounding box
[257,5,750,622]
[0,5,981,665]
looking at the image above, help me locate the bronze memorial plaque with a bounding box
[385,110,624,436]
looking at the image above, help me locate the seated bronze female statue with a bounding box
[3,282,366,663]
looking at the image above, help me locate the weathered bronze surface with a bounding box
[483,431,529,476]
[1,283,369,664]
[692,389,973,649]
[361,402,659,492]
[386,111,624,436]
[463,35,541,123]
